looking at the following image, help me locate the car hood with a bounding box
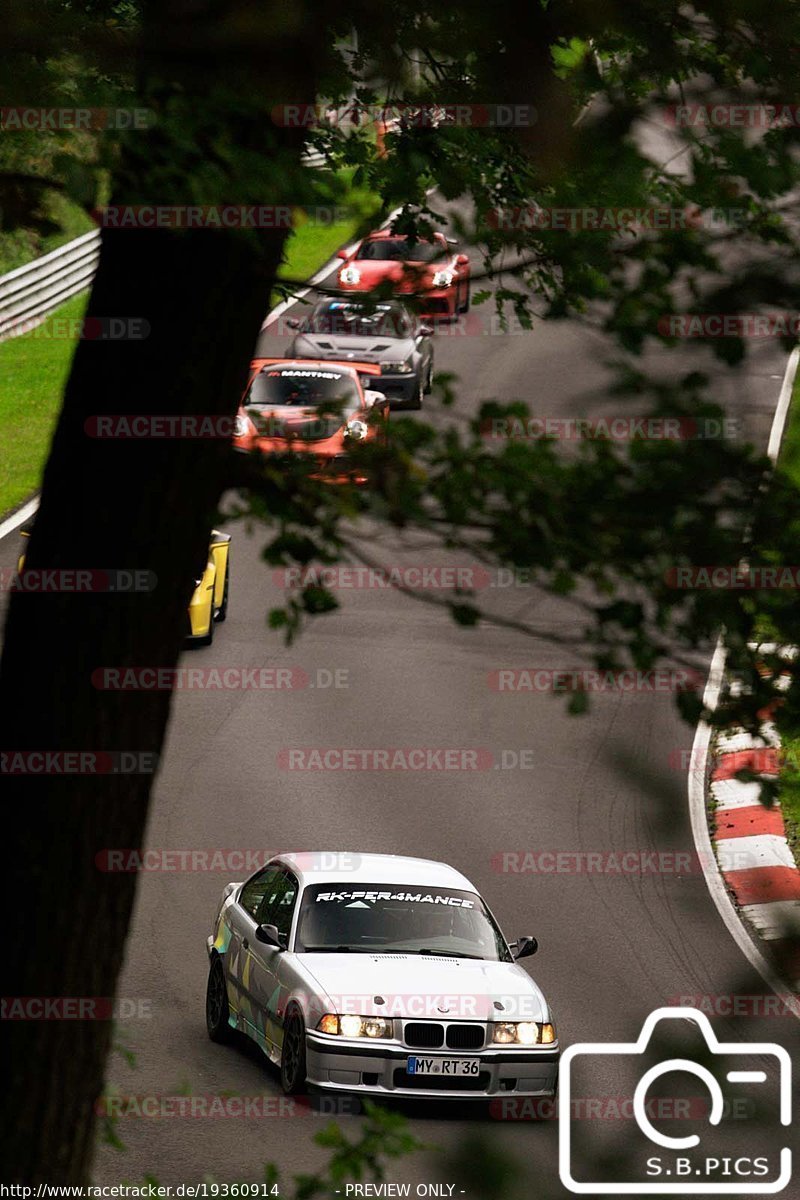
[244,404,346,441]
[291,334,415,363]
[297,953,548,1022]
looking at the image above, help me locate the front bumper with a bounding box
[336,281,458,319]
[306,1032,559,1099]
[377,372,420,406]
[186,590,213,640]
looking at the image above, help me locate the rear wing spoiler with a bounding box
[249,357,382,378]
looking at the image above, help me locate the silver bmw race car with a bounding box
[205,852,559,1100]
[286,300,434,410]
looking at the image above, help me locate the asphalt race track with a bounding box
[2,247,798,1196]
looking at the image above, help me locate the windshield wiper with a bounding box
[417,949,485,960]
[301,945,372,953]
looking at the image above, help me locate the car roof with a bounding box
[273,852,476,891]
[249,358,362,379]
[364,230,443,242]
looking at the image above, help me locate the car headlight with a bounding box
[339,266,361,284]
[492,1021,556,1045]
[344,419,368,441]
[432,269,454,288]
[317,1014,393,1038]
[380,360,414,374]
[233,413,250,437]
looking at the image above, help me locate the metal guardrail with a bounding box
[0,229,101,341]
[0,147,329,342]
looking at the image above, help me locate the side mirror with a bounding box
[337,249,349,260]
[455,253,469,266]
[418,324,434,337]
[510,935,538,960]
[285,317,300,329]
[255,923,285,949]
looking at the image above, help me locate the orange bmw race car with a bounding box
[233,358,389,481]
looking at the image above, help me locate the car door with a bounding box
[225,866,283,1028]
[246,869,300,1055]
[414,318,433,382]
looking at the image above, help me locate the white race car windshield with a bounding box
[295,884,512,961]
[304,301,411,338]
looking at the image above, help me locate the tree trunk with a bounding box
[0,0,326,1180]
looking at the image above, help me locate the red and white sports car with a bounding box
[233,358,388,482]
[336,230,470,320]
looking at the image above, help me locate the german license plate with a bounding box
[407,1056,480,1076]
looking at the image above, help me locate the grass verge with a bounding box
[272,168,383,308]
[0,293,88,517]
[0,193,95,277]
[777,733,800,865]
